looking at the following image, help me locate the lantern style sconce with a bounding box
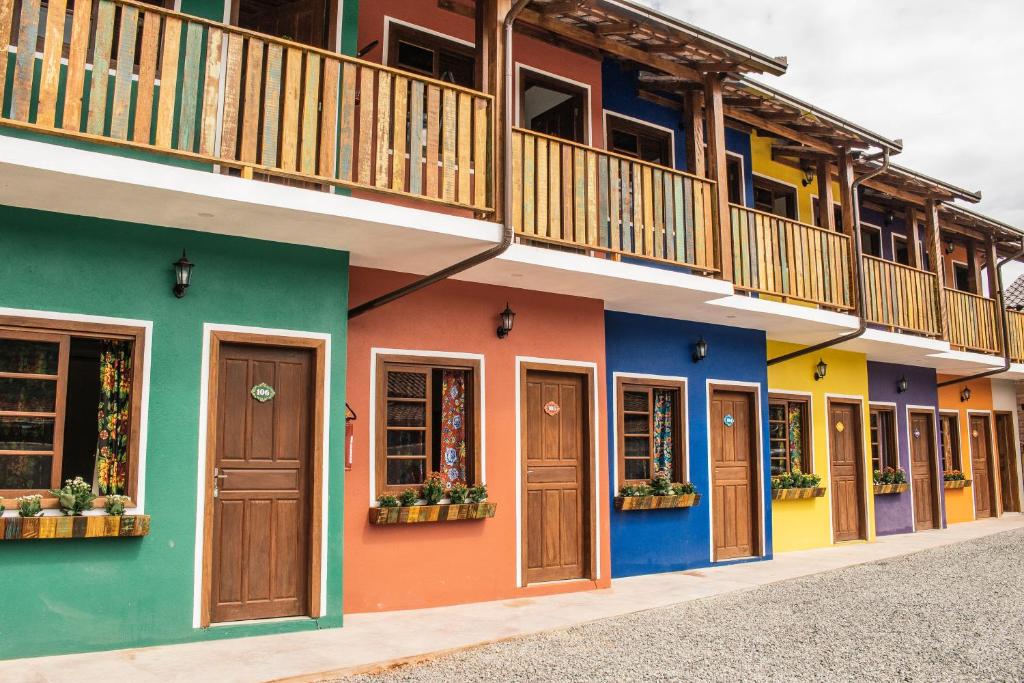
[692,338,708,363]
[173,250,194,298]
[800,165,815,187]
[884,210,896,226]
[814,358,828,381]
[896,376,909,394]
[496,303,516,339]
[945,241,956,254]
[960,386,972,403]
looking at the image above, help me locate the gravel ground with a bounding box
[346,529,1024,682]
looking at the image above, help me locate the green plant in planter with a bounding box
[377,494,400,508]
[448,482,469,504]
[874,467,907,485]
[104,495,131,516]
[421,472,446,505]
[467,484,488,504]
[773,471,821,490]
[17,494,43,517]
[671,482,696,495]
[398,489,419,507]
[944,469,966,481]
[649,469,673,496]
[618,483,651,497]
[49,477,97,516]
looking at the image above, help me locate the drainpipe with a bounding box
[767,147,892,366]
[936,234,1024,387]
[348,0,532,320]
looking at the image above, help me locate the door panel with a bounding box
[710,389,757,561]
[523,371,589,584]
[995,414,1020,513]
[210,343,313,623]
[829,402,865,542]
[910,412,938,531]
[970,415,995,519]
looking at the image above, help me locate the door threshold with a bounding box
[523,577,595,588]
[208,615,315,628]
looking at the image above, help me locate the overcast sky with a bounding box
[645,0,1024,278]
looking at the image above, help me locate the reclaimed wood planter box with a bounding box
[1,514,150,540]
[772,487,826,501]
[944,479,972,490]
[614,493,701,510]
[369,503,496,525]
[873,483,909,495]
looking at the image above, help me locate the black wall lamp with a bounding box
[496,303,516,339]
[814,358,828,381]
[945,241,956,254]
[884,209,896,226]
[960,386,972,403]
[173,250,194,298]
[800,165,815,187]
[692,338,708,363]
[896,376,909,394]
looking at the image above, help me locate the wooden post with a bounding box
[905,204,921,269]
[684,91,705,177]
[966,240,980,294]
[923,198,947,338]
[837,148,858,310]
[816,158,835,232]
[477,0,511,222]
[703,74,731,280]
[985,232,1004,353]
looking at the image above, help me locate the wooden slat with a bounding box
[522,131,535,234]
[85,0,116,134]
[337,61,356,181]
[219,32,244,159]
[441,88,456,202]
[372,68,391,188]
[407,79,424,194]
[260,43,283,167]
[132,10,161,143]
[155,16,183,149]
[586,150,598,246]
[537,137,549,237]
[573,148,586,244]
[390,75,407,192]
[176,21,203,151]
[280,47,302,173]
[0,0,15,114]
[424,85,440,198]
[199,27,224,156]
[356,66,374,185]
[318,58,340,178]
[473,97,489,209]
[300,53,320,175]
[511,130,522,233]
[457,92,471,204]
[10,0,41,121]
[35,0,68,127]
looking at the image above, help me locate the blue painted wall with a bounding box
[605,312,772,577]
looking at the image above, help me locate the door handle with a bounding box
[213,467,227,498]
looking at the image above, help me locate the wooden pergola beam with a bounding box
[594,20,638,36]
[772,144,835,160]
[724,106,835,154]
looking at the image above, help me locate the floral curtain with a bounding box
[439,370,467,486]
[94,340,133,495]
[652,389,674,479]
[788,405,804,473]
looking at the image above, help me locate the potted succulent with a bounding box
[873,467,908,494]
[104,494,132,516]
[49,477,97,516]
[448,482,469,504]
[421,472,446,505]
[377,494,400,508]
[17,494,44,518]
[467,484,488,504]
[398,488,419,507]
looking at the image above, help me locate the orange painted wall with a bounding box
[344,267,610,613]
[937,375,994,524]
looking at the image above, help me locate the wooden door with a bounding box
[523,370,589,584]
[995,413,1020,513]
[970,415,995,519]
[909,412,938,531]
[710,389,758,560]
[829,401,865,542]
[210,343,314,623]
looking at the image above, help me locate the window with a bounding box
[520,69,588,144]
[386,23,475,88]
[861,225,882,258]
[811,197,843,230]
[617,380,685,484]
[376,357,480,496]
[753,176,797,219]
[953,262,970,292]
[870,407,898,472]
[605,114,672,166]
[726,155,743,205]
[769,396,810,476]
[940,414,961,472]
[0,321,143,503]
[893,234,910,266]
[234,0,331,48]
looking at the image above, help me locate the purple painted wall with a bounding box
[867,361,945,535]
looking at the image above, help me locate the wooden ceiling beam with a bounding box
[594,20,638,36]
[771,144,835,160]
[724,106,835,154]
[540,0,587,15]
[437,0,474,19]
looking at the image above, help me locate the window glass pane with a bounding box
[769,403,785,423]
[0,454,51,489]
[611,129,638,156]
[388,371,426,399]
[623,391,648,412]
[625,458,650,481]
[0,377,57,412]
[623,413,649,435]
[386,458,426,486]
[0,416,54,450]
[0,338,59,374]
[624,436,649,457]
[387,401,425,428]
[386,429,426,456]
[397,41,434,74]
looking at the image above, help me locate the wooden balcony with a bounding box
[1005,309,1024,363]
[0,0,494,212]
[729,205,853,310]
[944,288,1000,354]
[511,128,718,271]
[862,256,942,337]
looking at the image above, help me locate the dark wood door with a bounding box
[249,0,328,48]
[910,412,938,531]
[710,389,757,560]
[995,413,1020,513]
[210,343,314,623]
[829,401,865,542]
[523,370,589,584]
[970,415,995,519]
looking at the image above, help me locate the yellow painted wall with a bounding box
[749,131,843,225]
[937,376,995,524]
[768,342,875,551]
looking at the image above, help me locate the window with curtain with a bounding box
[0,322,141,503]
[377,358,479,496]
[870,407,898,471]
[769,396,810,476]
[617,380,685,484]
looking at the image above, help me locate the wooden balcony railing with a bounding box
[511,128,718,271]
[862,255,942,337]
[0,0,494,212]
[729,205,853,310]
[1005,309,1024,363]
[943,288,1000,354]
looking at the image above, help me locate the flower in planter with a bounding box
[618,484,651,497]
[49,477,97,516]
[421,472,446,505]
[944,470,966,481]
[773,470,821,490]
[649,469,674,496]
[398,489,419,507]
[448,482,469,505]
[467,484,488,504]
[671,482,696,496]
[104,495,131,516]
[377,494,400,508]
[16,494,44,518]
[874,467,907,485]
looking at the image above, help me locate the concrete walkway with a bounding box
[8,515,1024,683]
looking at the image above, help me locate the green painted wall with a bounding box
[0,206,349,659]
